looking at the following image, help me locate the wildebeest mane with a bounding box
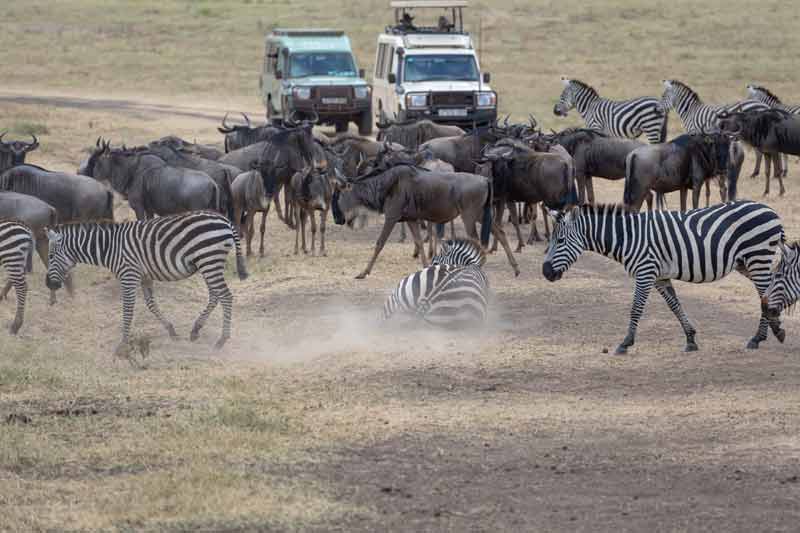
[351,165,414,212]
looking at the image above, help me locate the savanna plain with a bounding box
[1,1,800,531]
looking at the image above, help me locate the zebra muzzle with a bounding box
[45,276,61,291]
[542,261,562,282]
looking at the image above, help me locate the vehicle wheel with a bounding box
[358,111,373,136]
[335,121,348,133]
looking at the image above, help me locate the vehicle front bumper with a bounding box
[403,107,498,127]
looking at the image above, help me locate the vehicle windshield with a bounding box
[289,52,356,78]
[403,55,479,82]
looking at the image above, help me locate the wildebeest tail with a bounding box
[105,190,115,221]
[562,162,578,207]
[223,170,235,222]
[231,222,248,281]
[480,180,493,247]
[623,152,637,207]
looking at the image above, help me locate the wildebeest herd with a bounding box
[2,79,800,362]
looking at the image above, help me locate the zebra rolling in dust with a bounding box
[542,201,786,354]
[0,220,33,334]
[45,212,248,359]
[383,239,489,327]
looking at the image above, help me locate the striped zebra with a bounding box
[661,80,771,133]
[764,242,800,322]
[0,220,33,334]
[45,211,248,358]
[746,84,798,178]
[542,201,786,354]
[383,239,489,327]
[554,77,668,144]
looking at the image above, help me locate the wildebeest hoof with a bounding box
[190,329,201,342]
[9,322,21,335]
[513,267,521,277]
[514,246,524,253]
[355,272,368,280]
[113,343,131,359]
[746,338,760,350]
[685,342,699,352]
[166,325,179,339]
[776,329,786,343]
[614,345,628,355]
[749,173,758,179]
[780,189,786,196]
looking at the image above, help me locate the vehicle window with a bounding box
[387,47,395,79]
[266,43,276,73]
[277,48,286,74]
[403,55,479,82]
[289,52,356,78]
[376,44,386,78]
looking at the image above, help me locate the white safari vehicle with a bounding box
[372,1,496,127]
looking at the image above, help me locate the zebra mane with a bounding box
[569,79,598,96]
[667,80,701,102]
[579,203,629,218]
[750,85,782,103]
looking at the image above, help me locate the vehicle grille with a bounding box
[431,92,474,107]
[315,86,351,100]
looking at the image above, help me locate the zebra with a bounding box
[0,220,33,334]
[763,241,800,323]
[45,211,248,358]
[383,239,489,327]
[746,84,799,178]
[553,77,668,144]
[542,201,786,354]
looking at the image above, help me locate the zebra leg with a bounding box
[4,256,27,334]
[115,274,140,359]
[742,261,784,349]
[655,280,697,351]
[616,274,656,355]
[141,278,178,339]
[195,267,234,350]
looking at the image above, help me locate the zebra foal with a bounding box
[0,220,33,334]
[383,239,489,327]
[542,201,785,354]
[45,212,248,358]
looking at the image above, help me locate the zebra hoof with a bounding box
[614,345,628,355]
[190,329,200,342]
[776,329,786,344]
[167,326,179,340]
[746,338,760,350]
[214,338,228,350]
[9,322,21,335]
[685,342,699,352]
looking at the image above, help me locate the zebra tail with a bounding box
[231,225,249,281]
[25,238,33,273]
[623,153,637,207]
[480,180,493,247]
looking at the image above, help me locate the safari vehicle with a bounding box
[372,1,496,127]
[261,29,373,134]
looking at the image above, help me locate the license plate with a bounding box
[322,97,347,104]
[438,108,468,117]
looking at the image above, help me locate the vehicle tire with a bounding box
[358,111,373,136]
[335,121,348,133]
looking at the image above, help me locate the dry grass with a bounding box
[2,1,800,531]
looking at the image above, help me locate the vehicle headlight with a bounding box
[293,87,311,100]
[406,93,428,109]
[354,86,370,99]
[476,91,497,108]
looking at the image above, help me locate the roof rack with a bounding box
[388,0,467,35]
[271,29,345,37]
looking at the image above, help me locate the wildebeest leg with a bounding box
[763,154,772,196]
[586,176,596,205]
[506,201,525,250]
[293,204,301,255]
[655,280,697,351]
[527,203,541,244]
[490,220,520,277]
[309,209,319,256]
[398,223,407,244]
[318,209,327,257]
[406,221,429,269]
[243,211,256,257]
[489,203,503,253]
[704,180,710,208]
[300,207,309,254]
[615,273,656,355]
[782,153,789,178]
[356,218,398,279]
[751,151,762,178]
[775,155,786,196]
[449,220,456,239]
[141,278,178,339]
[541,204,551,240]
[259,210,268,257]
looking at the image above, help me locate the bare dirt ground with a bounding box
[1,90,799,532]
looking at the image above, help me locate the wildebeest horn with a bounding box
[241,112,251,127]
[27,134,39,150]
[96,136,102,148]
[503,114,510,127]
[222,112,230,129]
[529,114,538,129]
[550,128,557,135]
[308,110,319,124]
[0,132,6,144]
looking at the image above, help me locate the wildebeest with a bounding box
[331,163,520,278]
[146,141,237,220]
[150,135,224,161]
[0,191,70,304]
[84,141,219,220]
[480,139,576,249]
[326,134,404,177]
[717,108,800,196]
[218,112,279,153]
[418,127,502,172]
[289,166,331,256]
[230,168,270,257]
[0,164,114,222]
[376,116,465,150]
[0,133,39,173]
[623,132,736,212]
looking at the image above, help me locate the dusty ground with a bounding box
[2,1,800,531]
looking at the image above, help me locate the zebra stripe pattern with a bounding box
[542,201,785,354]
[746,85,800,114]
[554,78,668,143]
[46,211,248,358]
[764,242,800,320]
[661,79,770,133]
[0,221,33,334]
[384,239,489,327]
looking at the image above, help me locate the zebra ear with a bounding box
[46,228,59,241]
[548,209,562,220]
[560,76,570,86]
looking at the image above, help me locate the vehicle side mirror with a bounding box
[387,73,397,84]
[483,72,491,83]
[358,68,365,79]
[275,70,283,80]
